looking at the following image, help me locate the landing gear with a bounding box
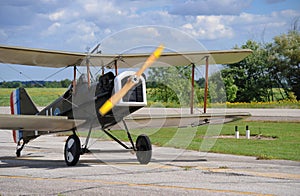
[64,134,81,166]
[136,134,152,164]
[101,121,152,164]
[122,120,152,164]
[63,121,152,166]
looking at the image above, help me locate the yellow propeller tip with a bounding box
[99,100,113,116]
[153,44,164,58]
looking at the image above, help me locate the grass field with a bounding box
[0,88,66,106]
[1,87,299,108]
[78,119,300,161]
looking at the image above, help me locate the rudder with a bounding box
[10,88,39,143]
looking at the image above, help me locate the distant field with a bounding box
[147,87,300,109]
[147,100,300,109]
[221,101,300,109]
[0,88,66,106]
[79,119,300,161]
[1,87,299,108]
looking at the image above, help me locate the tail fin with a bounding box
[10,88,39,143]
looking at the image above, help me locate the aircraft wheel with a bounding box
[64,134,81,166]
[136,134,152,164]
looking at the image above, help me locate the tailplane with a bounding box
[10,87,39,143]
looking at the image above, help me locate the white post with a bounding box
[235,126,239,139]
[246,125,250,139]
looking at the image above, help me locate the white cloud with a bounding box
[83,0,127,20]
[44,22,61,35]
[170,0,252,15]
[181,15,234,40]
[180,8,300,43]
[182,23,193,30]
[104,28,112,34]
[49,10,65,21]
[0,0,299,52]
[64,20,101,49]
[1,0,300,81]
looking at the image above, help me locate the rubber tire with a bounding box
[64,134,81,166]
[136,134,152,164]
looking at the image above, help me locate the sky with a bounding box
[0,0,299,81]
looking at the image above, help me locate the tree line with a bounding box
[0,79,72,88]
[218,29,299,102]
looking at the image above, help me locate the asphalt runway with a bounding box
[0,130,299,195]
[0,107,300,195]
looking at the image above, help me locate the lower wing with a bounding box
[113,112,251,129]
[0,114,85,132]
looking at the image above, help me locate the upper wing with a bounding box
[0,45,86,68]
[93,49,253,68]
[0,114,85,132]
[0,45,252,68]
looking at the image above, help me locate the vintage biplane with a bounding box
[0,44,252,166]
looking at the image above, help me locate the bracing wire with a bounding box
[7,64,72,87]
[7,64,44,87]
[43,66,69,81]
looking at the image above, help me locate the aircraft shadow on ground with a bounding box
[0,156,81,169]
[0,155,207,169]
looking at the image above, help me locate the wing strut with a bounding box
[203,56,209,114]
[86,58,91,87]
[190,63,195,114]
[114,59,118,76]
[73,66,77,93]
[189,56,209,114]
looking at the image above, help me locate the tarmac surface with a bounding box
[0,107,300,195]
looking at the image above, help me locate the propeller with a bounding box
[99,44,164,116]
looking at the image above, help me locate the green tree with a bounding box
[45,81,60,88]
[268,30,300,100]
[222,40,271,102]
[222,74,238,102]
[147,66,192,105]
[1,81,22,88]
[209,72,227,103]
[60,79,72,88]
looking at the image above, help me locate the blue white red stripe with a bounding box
[10,89,22,143]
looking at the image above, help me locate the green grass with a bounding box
[79,120,300,161]
[222,101,300,109]
[213,120,300,160]
[146,101,300,109]
[0,88,66,106]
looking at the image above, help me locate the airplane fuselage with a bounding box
[38,71,147,131]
